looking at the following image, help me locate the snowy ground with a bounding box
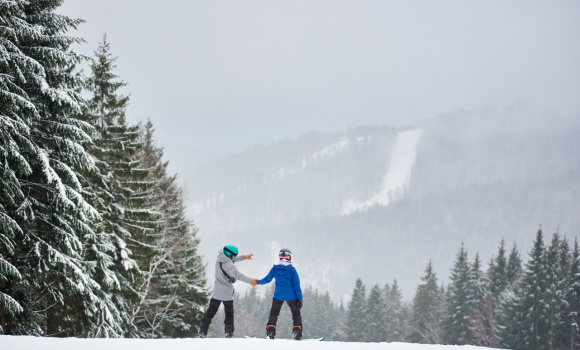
[0,335,505,350]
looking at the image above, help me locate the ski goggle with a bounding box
[224,247,238,258]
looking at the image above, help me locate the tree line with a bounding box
[344,229,580,350]
[0,1,207,337]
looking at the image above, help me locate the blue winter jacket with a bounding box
[259,263,303,300]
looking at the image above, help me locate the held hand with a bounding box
[244,254,253,260]
[252,279,259,286]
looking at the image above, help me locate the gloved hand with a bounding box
[297,299,303,309]
[252,279,260,286]
[244,254,253,260]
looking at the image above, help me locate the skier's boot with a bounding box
[292,326,303,340]
[224,324,234,338]
[197,332,207,338]
[266,325,276,339]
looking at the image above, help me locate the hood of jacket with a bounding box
[217,250,231,263]
[273,263,294,277]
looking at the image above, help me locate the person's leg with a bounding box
[223,300,234,338]
[266,298,284,339]
[199,298,222,336]
[287,299,303,340]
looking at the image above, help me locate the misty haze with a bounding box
[190,108,580,300]
[2,0,580,347]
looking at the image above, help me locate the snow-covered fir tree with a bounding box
[407,261,444,344]
[566,239,580,349]
[506,242,523,286]
[444,244,474,345]
[467,253,496,347]
[85,34,162,336]
[521,229,552,349]
[0,0,123,336]
[0,0,34,329]
[544,233,567,348]
[365,284,388,342]
[344,278,366,341]
[488,239,508,298]
[131,121,208,337]
[384,279,405,342]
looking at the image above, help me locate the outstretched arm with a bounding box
[233,253,252,263]
[223,261,254,284]
[259,267,275,285]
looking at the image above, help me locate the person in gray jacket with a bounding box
[198,245,256,338]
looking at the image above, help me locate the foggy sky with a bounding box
[59,0,580,173]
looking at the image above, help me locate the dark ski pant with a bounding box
[267,298,302,328]
[199,298,234,335]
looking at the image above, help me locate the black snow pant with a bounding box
[267,298,302,329]
[199,298,234,335]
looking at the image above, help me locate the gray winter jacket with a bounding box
[211,250,254,301]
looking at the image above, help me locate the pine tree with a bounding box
[0,0,119,336]
[233,288,262,337]
[444,244,474,345]
[488,239,508,298]
[320,291,341,340]
[132,121,208,337]
[519,229,550,349]
[407,261,444,344]
[546,233,571,349]
[506,243,523,287]
[385,279,404,341]
[469,253,496,347]
[566,238,580,350]
[85,34,161,335]
[365,284,388,342]
[0,1,31,327]
[344,278,366,341]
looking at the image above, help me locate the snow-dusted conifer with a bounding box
[365,284,388,342]
[131,121,207,337]
[344,278,366,341]
[545,233,570,348]
[85,34,161,336]
[488,239,508,298]
[468,253,496,347]
[0,0,121,336]
[444,244,474,345]
[384,279,404,341]
[407,260,444,344]
[519,229,550,349]
[566,239,580,349]
[0,0,33,329]
[506,243,523,287]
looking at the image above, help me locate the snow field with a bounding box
[0,335,503,350]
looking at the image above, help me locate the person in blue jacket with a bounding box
[252,248,303,340]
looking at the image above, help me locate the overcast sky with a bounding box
[58,0,580,171]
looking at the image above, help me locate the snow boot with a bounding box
[266,325,276,339]
[225,324,234,338]
[292,326,303,340]
[197,332,207,338]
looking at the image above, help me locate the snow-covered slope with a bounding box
[341,129,423,215]
[0,335,503,350]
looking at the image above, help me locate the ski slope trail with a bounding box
[1,335,504,350]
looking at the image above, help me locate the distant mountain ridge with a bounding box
[188,108,580,300]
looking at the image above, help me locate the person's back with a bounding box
[254,248,303,340]
[198,245,256,338]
